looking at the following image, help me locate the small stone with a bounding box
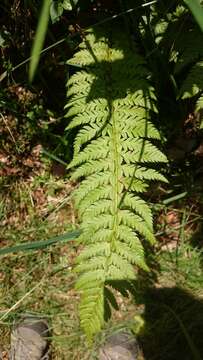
[99,331,140,360]
[10,316,50,360]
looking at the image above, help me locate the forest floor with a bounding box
[0,139,203,359]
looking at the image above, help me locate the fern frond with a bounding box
[71,159,111,179]
[78,187,112,215]
[115,241,147,269]
[119,210,156,244]
[122,139,167,163]
[196,94,203,111]
[66,28,167,338]
[77,241,111,260]
[122,164,168,182]
[68,137,109,167]
[123,178,149,192]
[66,110,108,130]
[73,172,112,206]
[174,28,203,73]
[179,61,203,99]
[123,193,153,229]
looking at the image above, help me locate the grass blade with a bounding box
[184,0,203,32]
[42,148,67,166]
[29,0,50,82]
[163,192,187,205]
[0,230,80,256]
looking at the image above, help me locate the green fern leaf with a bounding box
[66,28,167,338]
[196,94,203,111]
[123,193,153,229]
[179,61,203,99]
[174,28,203,74]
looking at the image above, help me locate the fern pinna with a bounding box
[65,28,167,338]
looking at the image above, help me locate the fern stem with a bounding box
[111,101,120,252]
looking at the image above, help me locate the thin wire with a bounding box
[0,38,65,82]
[92,0,158,28]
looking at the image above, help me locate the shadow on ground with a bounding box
[190,221,203,251]
[139,286,203,360]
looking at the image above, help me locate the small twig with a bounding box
[26,183,35,208]
[0,279,44,322]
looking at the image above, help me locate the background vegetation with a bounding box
[0,0,203,359]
